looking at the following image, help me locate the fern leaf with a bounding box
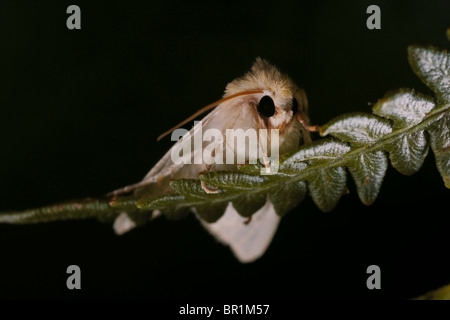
[0,42,449,225]
[408,45,450,103]
[429,113,450,188]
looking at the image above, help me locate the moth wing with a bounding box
[113,97,266,238]
[109,110,220,196]
[143,94,260,181]
[113,212,137,235]
[111,96,261,196]
[199,198,281,263]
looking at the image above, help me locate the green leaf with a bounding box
[387,131,429,175]
[200,171,270,190]
[237,163,263,174]
[348,151,388,205]
[320,113,392,146]
[232,193,267,217]
[170,179,213,199]
[372,89,435,175]
[429,112,450,188]
[308,166,347,212]
[137,194,186,210]
[109,196,138,210]
[408,45,450,103]
[373,90,435,128]
[284,140,351,212]
[270,180,307,216]
[0,199,120,224]
[278,161,308,175]
[284,139,351,164]
[195,201,228,223]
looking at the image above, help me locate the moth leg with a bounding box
[296,113,319,132]
[201,180,219,194]
[259,149,271,174]
[244,215,252,225]
[257,129,272,173]
[263,153,270,170]
[199,165,220,194]
[304,124,319,132]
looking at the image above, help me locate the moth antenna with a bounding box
[157,90,264,141]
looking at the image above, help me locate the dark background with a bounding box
[0,0,448,300]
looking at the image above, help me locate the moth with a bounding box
[110,58,315,263]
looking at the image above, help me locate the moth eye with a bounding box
[292,97,299,114]
[257,95,276,118]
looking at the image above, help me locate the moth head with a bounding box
[254,89,309,130]
[157,58,312,142]
[225,58,310,133]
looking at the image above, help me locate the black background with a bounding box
[0,0,449,300]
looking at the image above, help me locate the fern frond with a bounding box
[0,40,448,224]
